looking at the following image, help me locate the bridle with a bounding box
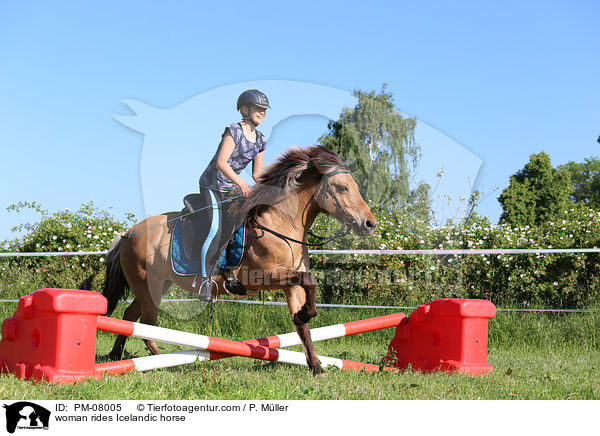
[249,170,355,247]
[318,170,356,227]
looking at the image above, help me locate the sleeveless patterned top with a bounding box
[199,123,266,192]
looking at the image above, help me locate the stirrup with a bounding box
[197,278,216,302]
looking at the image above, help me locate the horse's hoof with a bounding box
[108,351,122,361]
[310,365,325,376]
[225,278,249,296]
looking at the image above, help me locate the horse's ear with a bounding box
[113,99,160,133]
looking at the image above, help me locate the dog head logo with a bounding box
[113,80,482,316]
[3,402,51,433]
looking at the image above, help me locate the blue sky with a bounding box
[1,1,599,242]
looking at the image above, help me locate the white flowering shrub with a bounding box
[2,201,598,308]
[310,206,600,308]
[0,201,135,298]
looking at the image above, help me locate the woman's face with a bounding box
[244,104,267,125]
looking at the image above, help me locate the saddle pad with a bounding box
[171,218,202,276]
[171,218,246,276]
[218,222,246,271]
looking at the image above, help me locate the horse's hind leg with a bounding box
[108,298,141,360]
[139,302,161,355]
[108,280,166,358]
[137,278,171,355]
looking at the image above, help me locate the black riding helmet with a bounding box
[236,89,271,111]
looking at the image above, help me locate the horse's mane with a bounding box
[228,145,348,223]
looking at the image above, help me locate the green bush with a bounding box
[0,201,135,299]
[1,201,598,308]
[309,205,600,308]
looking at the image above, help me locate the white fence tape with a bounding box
[1,297,598,312]
[309,248,600,255]
[1,248,599,257]
[0,251,109,257]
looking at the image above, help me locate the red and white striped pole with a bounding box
[95,313,405,375]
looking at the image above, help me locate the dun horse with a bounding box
[83,146,376,374]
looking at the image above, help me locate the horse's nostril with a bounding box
[365,220,375,229]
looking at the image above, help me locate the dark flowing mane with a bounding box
[228,145,348,222]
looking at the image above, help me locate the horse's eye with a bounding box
[336,185,348,193]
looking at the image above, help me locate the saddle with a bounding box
[171,193,247,281]
[180,193,211,261]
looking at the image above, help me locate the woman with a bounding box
[194,89,270,301]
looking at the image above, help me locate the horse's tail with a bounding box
[79,236,129,316]
[101,236,130,316]
[79,272,97,292]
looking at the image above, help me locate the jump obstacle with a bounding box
[0,289,496,384]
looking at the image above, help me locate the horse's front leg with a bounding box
[278,270,322,375]
[291,271,318,326]
[294,320,323,375]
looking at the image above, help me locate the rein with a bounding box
[251,218,351,247]
[249,170,355,247]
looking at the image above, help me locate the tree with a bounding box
[319,85,421,214]
[560,157,600,209]
[498,152,573,226]
[407,181,431,223]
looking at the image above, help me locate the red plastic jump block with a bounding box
[0,288,107,383]
[385,298,496,375]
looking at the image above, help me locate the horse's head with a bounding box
[230,145,377,236]
[314,170,377,236]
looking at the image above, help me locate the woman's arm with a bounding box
[252,151,264,183]
[215,133,252,196]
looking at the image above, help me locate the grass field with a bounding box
[1,297,599,400]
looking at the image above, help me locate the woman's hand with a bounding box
[239,183,252,197]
